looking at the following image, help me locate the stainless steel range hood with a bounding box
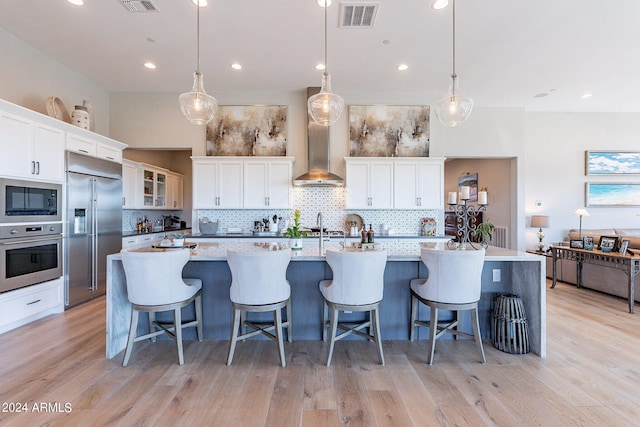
[293,88,345,186]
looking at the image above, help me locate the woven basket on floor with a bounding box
[492,294,530,354]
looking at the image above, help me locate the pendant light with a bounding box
[179,1,217,125]
[308,0,344,127]
[434,0,473,127]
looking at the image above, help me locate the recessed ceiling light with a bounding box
[192,0,208,6]
[431,0,449,10]
[231,63,242,70]
[67,0,84,5]
[144,62,156,69]
[397,64,409,71]
[315,63,326,71]
[582,93,593,98]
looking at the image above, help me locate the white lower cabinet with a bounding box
[0,278,64,334]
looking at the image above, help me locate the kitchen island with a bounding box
[106,241,546,359]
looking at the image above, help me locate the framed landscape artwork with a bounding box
[205,105,287,156]
[585,183,640,207]
[349,105,430,157]
[585,151,640,175]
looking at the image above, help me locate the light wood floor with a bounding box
[1,281,640,427]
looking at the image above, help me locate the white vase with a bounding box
[289,238,303,250]
[72,105,90,130]
[173,238,185,247]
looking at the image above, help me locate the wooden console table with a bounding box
[551,245,640,313]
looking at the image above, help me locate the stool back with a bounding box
[417,247,485,304]
[227,250,291,305]
[323,249,388,305]
[120,249,195,306]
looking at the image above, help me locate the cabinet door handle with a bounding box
[26,299,42,306]
[122,197,126,206]
[36,161,40,175]
[79,149,89,154]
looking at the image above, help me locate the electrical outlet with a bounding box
[492,269,501,282]
[535,200,543,207]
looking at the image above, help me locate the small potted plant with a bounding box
[172,232,186,247]
[283,209,308,250]
[474,220,495,246]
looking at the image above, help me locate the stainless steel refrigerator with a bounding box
[65,152,122,308]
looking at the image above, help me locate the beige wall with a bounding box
[0,27,111,135]
[445,158,514,247]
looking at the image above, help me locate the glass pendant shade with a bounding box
[435,73,473,127]
[179,71,217,125]
[308,73,344,126]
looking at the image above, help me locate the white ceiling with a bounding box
[1,0,639,112]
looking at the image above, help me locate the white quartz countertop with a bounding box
[114,240,542,262]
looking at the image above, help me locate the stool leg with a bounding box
[326,306,339,367]
[427,306,438,365]
[471,306,486,364]
[373,307,384,366]
[149,311,156,343]
[322,300,329,342]
[286,299,293,343]
[175,307,184,365]
[195,294,203,341]
[410,294,418,341]
[240,310,247,338]
[275,308,286,367]
[227,307,241,366]
[122,307,139,367]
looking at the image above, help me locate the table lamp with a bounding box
[530,215,550,252]
[573,208,590,239]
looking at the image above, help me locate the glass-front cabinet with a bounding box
[142,166,167,208]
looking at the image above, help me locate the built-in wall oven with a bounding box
[0,223,63,293]
[0,178,62,223]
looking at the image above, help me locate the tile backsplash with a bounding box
[193,187,443,235]
[123,188,443,235]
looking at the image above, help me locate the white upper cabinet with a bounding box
[345,158,394,209]
[141,166,167,209]
[66,131,124,163]
[192,158,243,209]
[121,160,139,209]
[393,158,444,209]
[193,157,291,210]
[0,111,65,182]
[346,157,444,210]
[243,158,293,209]
[167,172,184,210]
[123,161,184,210]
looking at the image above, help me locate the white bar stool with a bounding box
[319,248,388,366]
[226,249,292,367]
[120,249,203,367]
[410,247,486,364]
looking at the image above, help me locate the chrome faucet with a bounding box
[317,212,324,254]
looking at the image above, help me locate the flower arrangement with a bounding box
[283,209,309,238]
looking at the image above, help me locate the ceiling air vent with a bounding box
[339,2,379,28]
[120,0,159,12]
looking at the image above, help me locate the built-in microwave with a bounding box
[0,178,62,223]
